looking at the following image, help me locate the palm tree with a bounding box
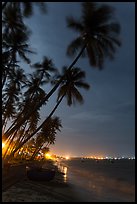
[2,4,32,89]
[2,82,20,129]
[2,67,26,127]
[4,71,47,136]
[10,67,27,91]
[31,56,57,83]
[2,4,26,34]
[30,116,62,160]
[2,2,47,142]
[3,29,33,65]
[2,3,34,65]
[57,66,90,106]
[8,66,90,158]
[2,72,47,157]
[2,2,47,16]
[3,2,121,143]
[66,2,121,69]
[4,57,57,138]
[15,2,47,17]
[2,52,13,89]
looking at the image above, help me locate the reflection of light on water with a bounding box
[56,162,68,182]
[63,166,68,182]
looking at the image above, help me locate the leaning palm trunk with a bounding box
[2,55,17,89]
[4,44,86,141]
[2,98,12,129]
[8,93,65,160]
[30,144,43,161]
[3,129,19,159]
[2,118,8,133]
[5,76,44,134]
[9,121,28,155]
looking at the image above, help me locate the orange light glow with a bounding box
[97,157,104,160]
[2,142,5,148]
[45,153,51,159]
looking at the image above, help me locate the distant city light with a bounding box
[45,153,51,159]
[52,154,135,160]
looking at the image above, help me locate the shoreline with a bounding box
[2,160,81,202]
[2,172,81,202]
[2,159,135,202]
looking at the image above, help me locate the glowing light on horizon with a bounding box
[95,157,104,160]
[45,153,51,159]
[65,156,70,160]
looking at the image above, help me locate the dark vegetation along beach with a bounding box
[2,158,135,202]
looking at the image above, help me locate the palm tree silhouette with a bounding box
[30,116,62,160]
[9,67,90,158]
[2,4,34,65]
[31,56,58,84]
[2,67,26,128]
[66,2,121,69]
[2,4,32,89]
[2,2,47,16]
[2,4,26,34]
[57,66,90,106]
[5,57,57,136]
[15,2,47,17]
[3,30,33,65]
[3,2,121,146]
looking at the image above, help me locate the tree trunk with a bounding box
[5,87,41,134]
[4,44,86,140]
[9,94,65,159]
[30,144,43,161]
[3,129,18,159]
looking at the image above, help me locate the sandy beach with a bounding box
[2,159,135,202]
[2,161,81,202]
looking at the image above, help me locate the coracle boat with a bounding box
[26,166,56,181]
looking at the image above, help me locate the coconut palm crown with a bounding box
[66,2,121,69]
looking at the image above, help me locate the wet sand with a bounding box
[2,162,81,202]
[57,159,135,202]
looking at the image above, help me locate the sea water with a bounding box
[56,158,135,202]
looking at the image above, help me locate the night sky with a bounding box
[24,2,135,157]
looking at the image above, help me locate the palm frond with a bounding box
[98,22,121,35]
[71,87,84,105]
[93,4,115,26]
[66,16,83,32]
[66,2,121,69]
[57,85,67,101]
[21,2,33,17]
[67,37,84,56]
[36,2,47,14]
[75,81,90,90]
